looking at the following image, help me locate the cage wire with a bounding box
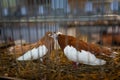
[0,0,120,80]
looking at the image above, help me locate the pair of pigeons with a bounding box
[17,32,117,66]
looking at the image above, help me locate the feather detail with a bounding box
[64,45,106,65]
[17,45,48,61]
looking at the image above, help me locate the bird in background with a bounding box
[16,31,54,62]
[51,32,118,67]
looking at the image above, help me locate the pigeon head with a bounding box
[45,31,53,37]
[50,32,63,40]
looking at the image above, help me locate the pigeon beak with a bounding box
[51,32,58,40]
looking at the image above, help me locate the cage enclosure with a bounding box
[0,0,120,80]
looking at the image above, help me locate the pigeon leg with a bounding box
[72,62,79,69]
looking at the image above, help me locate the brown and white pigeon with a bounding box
[16,31,54,61]
[51,32,118,66]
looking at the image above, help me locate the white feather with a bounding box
[64,45,106,65]
[17,45,48,61]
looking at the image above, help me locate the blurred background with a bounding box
[0,0,120,80]
[0,0,120,45]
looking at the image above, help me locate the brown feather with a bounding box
[34,32,54,53]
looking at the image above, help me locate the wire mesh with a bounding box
[0,0,120,80]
